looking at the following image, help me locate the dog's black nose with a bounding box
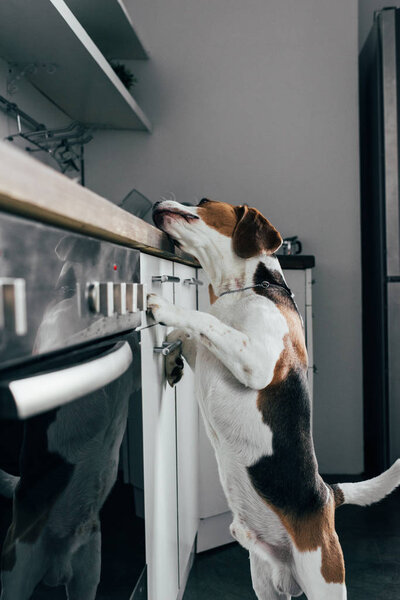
[153,200,162,212]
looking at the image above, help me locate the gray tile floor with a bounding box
[184,488,400,600]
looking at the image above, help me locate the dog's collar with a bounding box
[219,280,294,299]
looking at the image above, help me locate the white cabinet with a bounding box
[173,263,199,589]
[139,254,198,600]
[196,267,314,552]
[140,254,178,600]
[284,268,314,406]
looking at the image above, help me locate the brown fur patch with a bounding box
[278,497,345,584]
[198,201,238,237]
[257,304,307,406]
[254,489,344,585]
[208,283,218,305]
[272,305,307,385]
[197,199,282,257]
[232,206,282,258]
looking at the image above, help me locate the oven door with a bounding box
[0,332,146,600]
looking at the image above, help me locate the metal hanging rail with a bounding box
[0,94,45,132]
[0,95,92,184]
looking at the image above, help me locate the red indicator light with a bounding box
[113,264,118,271]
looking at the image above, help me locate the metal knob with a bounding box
[0,278,27,336]
[152,275,180,284]
[154,340,182,356]
[136,283,147,311]
[126,283,147,313]
[183,277,203,286]
[87,282,100,314]
[87,282,114,316]
[99,283,114,316]
[114,283,127,315]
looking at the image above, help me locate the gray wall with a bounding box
[86,0,362,473]
[0,57,72,169]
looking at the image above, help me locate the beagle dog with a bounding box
[148,198,400,600]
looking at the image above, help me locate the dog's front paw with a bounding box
[165,330,185,387]
[147,293,177,327]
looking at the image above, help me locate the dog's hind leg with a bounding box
[249,552,292,600]
[291,543,347,600]
[66,528,101,600]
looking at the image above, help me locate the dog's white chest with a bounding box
[195,341,274,467]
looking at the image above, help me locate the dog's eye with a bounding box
[198,198,210,206]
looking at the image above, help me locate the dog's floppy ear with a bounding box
[232,205,282,258]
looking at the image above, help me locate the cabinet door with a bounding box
[140,254,178,600]
[173,263,199,587]
[197,276,232,552]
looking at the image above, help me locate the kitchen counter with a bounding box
[278,255,315,269]
[0,142,314,270]
[0,142,197,265]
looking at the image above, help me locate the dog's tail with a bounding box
[331,459,400,508]
[0,468,19,499]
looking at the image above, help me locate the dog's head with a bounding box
[152,198,282,262]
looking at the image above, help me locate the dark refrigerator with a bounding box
[360,7,400,475]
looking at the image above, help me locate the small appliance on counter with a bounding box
[277,235,302,256]
[119,189,154,224]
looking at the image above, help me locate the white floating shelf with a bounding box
[64,0,148,60]
[0,0,151,131]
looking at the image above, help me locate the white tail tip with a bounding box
[337,459,400,507]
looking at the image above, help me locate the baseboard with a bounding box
[196,511,233,553]
[177,538,196,600]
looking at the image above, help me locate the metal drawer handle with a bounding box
[152,275,180,284]
[4,341,133,420]
[183,277,203,286]
[154,340,182,356]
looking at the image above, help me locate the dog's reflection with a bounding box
[0,236,139,600]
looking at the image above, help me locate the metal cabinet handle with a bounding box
[154,340,182,356]
[152,275,180,284]
[183,277,203,286]
[2,341,133,419]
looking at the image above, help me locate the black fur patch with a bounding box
[253,261,298,313]
[247,369,325,517]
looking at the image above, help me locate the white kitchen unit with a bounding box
[284,268,314,406]
[139,254,199,600]
[140,254,178,600]
[173,263,201,592]
[196,266,314,552]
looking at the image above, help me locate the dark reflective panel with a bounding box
[0,213,145,598]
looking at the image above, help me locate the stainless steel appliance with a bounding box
[360,7,400,474]
[0,211,146,599]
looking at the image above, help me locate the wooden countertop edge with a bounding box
[0,142,198,267]
[0,144,314,271]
